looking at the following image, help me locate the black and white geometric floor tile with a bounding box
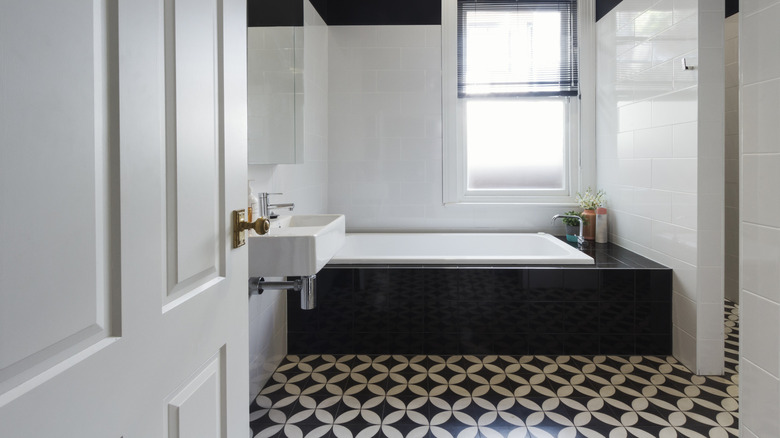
[250,301,739,438]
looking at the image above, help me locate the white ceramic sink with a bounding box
[248,214,345,278]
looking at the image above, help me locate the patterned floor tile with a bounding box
[251,301,739,438]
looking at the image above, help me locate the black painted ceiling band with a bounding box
[726,0,738,17]
[306,0,440,26]
[248,0,304,27]
[596,0,623,21]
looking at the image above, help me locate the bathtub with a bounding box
[290,232,673,356]
[329,232,594,265]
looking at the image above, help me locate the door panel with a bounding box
[166,348,225,438]
[0,0,118,397]
[165,0,224,303]
[0,0,248,435]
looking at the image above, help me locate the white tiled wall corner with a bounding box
[596,0,724,374]
[246,1,329,396]
[724,13,739,303]
[740,1,780,435]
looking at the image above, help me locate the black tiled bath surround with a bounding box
[288,242,672,356]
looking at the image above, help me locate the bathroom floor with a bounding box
[250,301,739,438]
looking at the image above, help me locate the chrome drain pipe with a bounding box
[248,275,317,310]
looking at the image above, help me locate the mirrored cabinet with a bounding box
[247,1,304,164]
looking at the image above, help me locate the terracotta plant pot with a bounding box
[581,209,596,241]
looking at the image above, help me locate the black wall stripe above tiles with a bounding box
[596,0,623,21]
[248,0,303,27]
[599,0,738,20]
[726,0,738,17]
[307,0,441,26]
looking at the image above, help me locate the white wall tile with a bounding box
[634,126,673,158]
[652,221,698,265]
[376,70,426,93]
[741,3,780,85]
[651,88,698,127]
[742,154,780,227]
[742,292,780,377]
[672,121,698,158]
[742,223,780,302]
[741,359,780,437]
[618,101,653,132]
[673,325,697,370]
[673,291,697,336]
[376,26,427,47]
[651,158,697,192]
[742,79,780,154]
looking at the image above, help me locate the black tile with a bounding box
[354,268,391,299]
[423,269,459,300]
[315,331,354,353]
[564,301,600,333]
[458,330,494,354]
[563,269,600,301]
[492,333,529,355]
[387,269,424,298]
[492,301,526,333]
[528,269,564,301]
[457,301,494,333]
[526,302,564,333]
[353,332,388,354]
[288,331,318,354]
[494,268,529,301]
[424,298,460,333]
[599,334,635,354]
[599,302,635,334]
[423,333,459,355]
[387,298,425,333]
[636,270,673,302]
[635,301,672,334]
[458,268,526,301]
[288,298,318,332]
[317,268,354,296]
[562,334,600,355]
[387,332,425,354]
[635,334,672,355]
[353,294,388,332]
[318,299,354,332]
[599,270,635,301]
[528,334,565,355]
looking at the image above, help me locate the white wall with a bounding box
[739,0,780,435]
[246,1,329,400]
[724,14,739,304]
[595,0,724,374]
[327,25,579,233]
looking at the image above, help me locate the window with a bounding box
[443,0,591,204]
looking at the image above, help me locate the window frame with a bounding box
[442,0,595,205]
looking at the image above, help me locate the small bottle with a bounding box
[595,207,608,243]
[248,181,258,222]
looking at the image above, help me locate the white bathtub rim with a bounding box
[330,232,594,265]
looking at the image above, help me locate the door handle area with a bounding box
[232,209,270,248]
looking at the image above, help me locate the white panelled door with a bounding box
[0,0,249,436]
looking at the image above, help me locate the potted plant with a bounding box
[560,210,585,243]
[576,188,605,240]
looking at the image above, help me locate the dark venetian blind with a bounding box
[458,0,578,97]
